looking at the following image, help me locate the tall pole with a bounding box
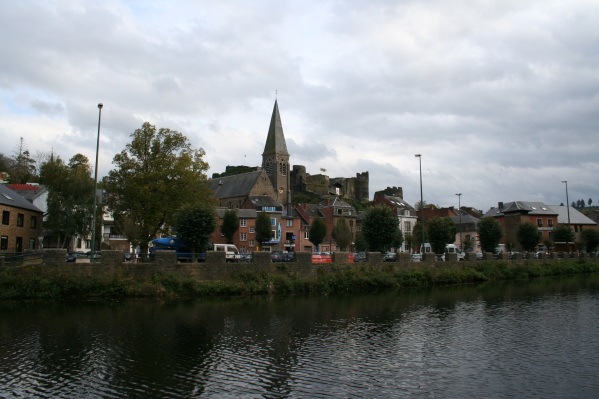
[415,154,424,254]
[91,103,103,261]
[561,180,571,226]
[455,193,462,252]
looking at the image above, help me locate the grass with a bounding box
[1,260,598,300]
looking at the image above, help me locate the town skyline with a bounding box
[1,1,598,211]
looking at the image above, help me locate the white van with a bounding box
[212,244,243,262]
[446,244,465,261]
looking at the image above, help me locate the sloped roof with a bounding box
[451,214,479,225]
[249,196,282,210]
[216,208,257,218]
[5,184,47,202]
[382,195,416,212]
[209,170,264,199]
[549,205,597,225]
[0,184,43,213]
[262,100,289,156]
[486,201,557,217]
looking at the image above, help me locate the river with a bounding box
[1,274,599,398]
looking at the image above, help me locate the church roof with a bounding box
[262,100,289,156]
[209,170,264,199]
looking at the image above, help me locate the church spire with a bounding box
[262,100,291,206]
[262,100,289,157]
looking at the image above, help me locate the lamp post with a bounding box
[415,154,424,254]
[91,103,103,261]
[455,193,462,252]
[561,180,571,226]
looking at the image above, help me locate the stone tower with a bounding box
[262,100,291,205]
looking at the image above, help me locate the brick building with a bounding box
[0,184,44,252]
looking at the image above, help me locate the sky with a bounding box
[1,0,598,212]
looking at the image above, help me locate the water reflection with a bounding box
[1,275,599,398]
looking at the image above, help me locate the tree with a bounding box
[255,211,273,249]
[353,232,367,252]
[517,222,541,252]
[361,206,402,253]
[39,154,95,248]
[332,217,352,251]
[103,122,213,254]
[411,220,426,252]
[580,228,599,253]
[221,209,239,244]
[477,217,503,253]
[552,224,575,243]
[589,198,593,207]
[309,217,327,251]
[11,137,36,183]
[174,203,217,258]
[427,216,457,255]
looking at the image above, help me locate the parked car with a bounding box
[411,253,422,262]
[240,253,253,262]
[351,252,367,263]
[384,252,397,262]
[66,252,85,262]
[271,251,294,262]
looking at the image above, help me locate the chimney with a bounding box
[498,202,503,209]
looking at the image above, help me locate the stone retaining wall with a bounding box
[39,249,599,282]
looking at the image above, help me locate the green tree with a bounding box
[309,217,327,251]
[221,209,239,244]
[580,228,599,253]
[353,231,367,252]
[552,224,575,243]
[517,222,541,252]
[477,216,503,253]
[361,206,402,253]
[255,211,273,249]
[174,202,217,258]
[427,216,457,254]
[332,217,352,251]
[39,154,95,248]
[103,122,213,254]
[412,220,426,252]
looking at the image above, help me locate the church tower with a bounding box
[262,100,291,205]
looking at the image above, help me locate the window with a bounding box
[279,162,287,176]
[0,236,7,250]
[548,219,553,227]
[29,238,36,249]
[249,227,255,233]
[249,240,255,247]
[271,218,276,226]
[30,216,37,229]
[240,232,247,241]
[240,218,247,227]
[272,229,278,239]
[404,221,412,232]
[2,211,9,225]
[15,237,23,252]
[17,213,24,227]
[304,230,310,239]
[286,219,293,227]
[537,218,543,227]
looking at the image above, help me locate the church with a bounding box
[208,100,363,254]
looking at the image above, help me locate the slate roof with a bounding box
[262,100,289,156]
[485,201,557,217]
[381,195,417,213]
[216,208,257,218]
[450,214,479,226]
[249,196,283,210]
[549,205,597,225]
[0,184,43,213]
[6,184,47,202]
[209,170,264,199]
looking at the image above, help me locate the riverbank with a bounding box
[2,259,599,300]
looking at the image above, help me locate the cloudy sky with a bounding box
[1,0,598,211]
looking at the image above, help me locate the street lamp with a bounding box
[561,180,571,226]
[91,103,103,261]
[415,154,424,254]
[455,193,462,252]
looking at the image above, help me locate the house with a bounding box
[0,184,44,252]
[372,189,418,252]
[549,205,597,239]
[450,212,480,252]
[486,201,558,250]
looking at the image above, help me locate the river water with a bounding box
[1,274,599,398]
